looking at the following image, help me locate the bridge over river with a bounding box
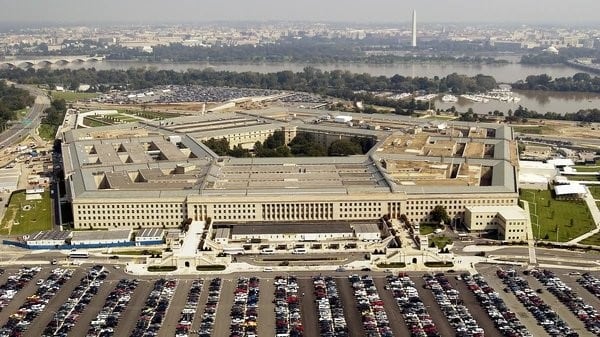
[0,55,105,68]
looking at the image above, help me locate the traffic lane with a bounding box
[448,275,504,337]
[335,277,365,337]
[412,276,457,337]
[373,276,411,336]
[158,279,191,337]
[24,268,87,337]
[259,276,276,337]
[298,277,319,337]
[67,279,118,337]
[0,101,48,147]
[112,279,154,337]
[212,277,234,337]
[190,277,210,333]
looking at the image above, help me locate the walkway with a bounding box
[566,187,600,244]
[521,201,537,265]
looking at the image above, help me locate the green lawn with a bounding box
[102,114,139,124]
[121,110,181,120]
[589,186,600,200]
[581,233,600,246]
[567,174,600,181]
[520,189,595,242]
[430,235,453,249]
[38,123,57,141]
[50,91,98,102]
[512,125,557,135]
[0,191,52,235]
[419,223,441,235]
[83,116,112,127]
[573,166,600,173]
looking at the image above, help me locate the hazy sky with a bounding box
[0,0,598,25]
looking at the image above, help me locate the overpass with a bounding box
[0,55,105,68]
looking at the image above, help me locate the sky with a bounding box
[0,0,598,25]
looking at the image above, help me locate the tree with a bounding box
[431,205,451,225]
[328,139,362,156]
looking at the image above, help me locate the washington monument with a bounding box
[412,10,417,47]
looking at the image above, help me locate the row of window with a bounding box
[77,204,183,209]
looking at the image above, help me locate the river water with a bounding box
[47,60,600,114]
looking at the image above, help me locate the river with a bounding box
[44,60,600,114]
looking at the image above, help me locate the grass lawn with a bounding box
[581,233,600,246]
[121,110,181,120]
[38,123,57,141]
[567,174,600,181]
[430,235,453,249]
[0,191,52,235]
[589,186,600,200]
[512,125,557,135]
[83,116,112,127]
[50,91,98,102]
[423,114,458,120]
[520,189,595,242]
[419,223,441,235]
[573,166,600,173]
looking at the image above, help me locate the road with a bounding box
[0,95,50,149]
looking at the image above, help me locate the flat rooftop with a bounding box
[230,222,353,236]
[26,230,72,242]
[62,111,518,198]
[72,229,132,242]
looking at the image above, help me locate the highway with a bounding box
[0,93,50,148]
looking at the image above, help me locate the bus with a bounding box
[68,250,89,258]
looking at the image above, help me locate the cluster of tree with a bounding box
[520,47,600,65]
[0,67,496,94]
[203,131,373,158]
[41,98,67,128]
[511,105,600,123]
[0,67,500,115]
[430,205,451,225]
[0,80,34,131]
[512,73,600,93]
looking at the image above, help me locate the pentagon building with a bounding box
[61,109,519,230]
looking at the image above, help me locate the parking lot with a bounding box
[0,264,599,337]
